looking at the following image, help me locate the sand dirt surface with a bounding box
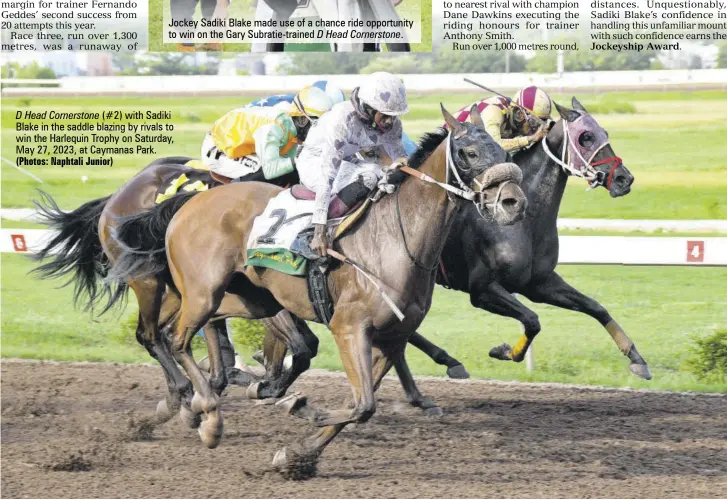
[2,360,726,498]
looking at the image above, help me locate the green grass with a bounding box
[2,254,725,392]
[3,91,725,217]
[2,89,726,392]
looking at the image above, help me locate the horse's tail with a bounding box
[30,191,127,314]
[106,192,199,285]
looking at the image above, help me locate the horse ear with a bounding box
[441,103,465,135]
[469,104,484,129]
[571,96,587,113]
[554,102,579,122]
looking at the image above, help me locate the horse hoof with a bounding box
[272,446,318,480]
[446,364,470,379]
[629,363,652,380]
[252,350,265,366]
[277,394,307,415]
[179,405,201,429]
[198,413,223,449]
[489,343,513,361]
[156,399,169,415]
[424,406,444,417]
[226,368,256,387]
[246,382,262,399]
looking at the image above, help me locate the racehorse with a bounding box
[105,105,527,477]
[32,157,310,424]
[398,97,650,389]
[247,97,650,414]
[32,155,472,425]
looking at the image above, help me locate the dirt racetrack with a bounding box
[2,360,726,498]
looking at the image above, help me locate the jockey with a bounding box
[246,80,346,110]
[296,71,410,257]
[201,86,334,182]
[513,85,553,122]
[455,86,552,153]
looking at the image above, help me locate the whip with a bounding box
[326,248,406,321]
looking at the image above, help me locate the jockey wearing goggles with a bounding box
[454,86,553,153]
[201,86,333,183]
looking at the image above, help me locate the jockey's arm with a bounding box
[482,105,530,153]
[252,122,297,180]
[381,120,408,165]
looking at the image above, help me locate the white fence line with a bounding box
[3,207,725,233]
[3,228,726,266]
[3,69,727,95]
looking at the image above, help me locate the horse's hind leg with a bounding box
[169,289,227,448]
[247,310,319,400]
[522,272,651,380]
[408,331,470,379]
[129,278,193,423]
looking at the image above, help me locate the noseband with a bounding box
[542,120,622,190]
[394,131,520,270]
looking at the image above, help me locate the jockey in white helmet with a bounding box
[296,71,409,256]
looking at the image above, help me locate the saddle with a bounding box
[289,184,372,239]
[248,185,377,327]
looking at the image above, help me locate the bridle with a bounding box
[393,131,512,270]
[542,120,623,190]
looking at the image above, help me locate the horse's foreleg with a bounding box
[201,320,228,396]
[470,281,541,363]
[393,353,443,416]
[522,272,651,380]
[408,331,470,379]
[273,337,405,479]
[280,316,375,427]
[210,320,260,387]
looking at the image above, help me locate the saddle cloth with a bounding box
[154,161,213,204]
[245,186,373,275]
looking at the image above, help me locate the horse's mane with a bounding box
[408,127,447,170]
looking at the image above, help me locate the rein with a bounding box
[542,121,622,190]
[394,132,479,272]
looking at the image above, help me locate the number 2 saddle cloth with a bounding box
[246,185,370,276]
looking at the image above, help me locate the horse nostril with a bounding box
[501,197,519,209]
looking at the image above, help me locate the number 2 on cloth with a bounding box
[257,209,288,244]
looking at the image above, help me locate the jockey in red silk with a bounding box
[454,86,553,153]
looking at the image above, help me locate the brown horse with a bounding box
[107,105,527,477]
[32,155,471,429]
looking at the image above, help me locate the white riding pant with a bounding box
[201,133,262,179]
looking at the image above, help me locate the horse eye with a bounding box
[578,132,592,147]
[467,150,477,159]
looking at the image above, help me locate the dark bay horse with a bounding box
[405,97,650,383]
[106,105,526,476]
[253,98,650,413]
